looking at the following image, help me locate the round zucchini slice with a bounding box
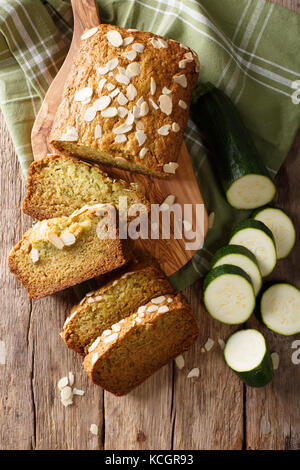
[203,264,255,325]
[252,207,296,259]
[224,329,273,387]
[227,174,276,210]
[229,219,277,277]
[211,244,262,295]
[260,283,300,336]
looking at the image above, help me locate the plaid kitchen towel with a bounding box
[0,0,299,290]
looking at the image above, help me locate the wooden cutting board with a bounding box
[31,0,208,277]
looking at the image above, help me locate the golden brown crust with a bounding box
[49,24,199,178]
[83,293,199,395]
[22,154,150,220]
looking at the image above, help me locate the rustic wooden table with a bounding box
[0,0,299,451]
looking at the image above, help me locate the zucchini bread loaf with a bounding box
[8,204,129,299]
[49,24,199,178]
[83,293,199,396]
[23,155,150,220]
[62,262,176,355]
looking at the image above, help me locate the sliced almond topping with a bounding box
[132,42,144,53]
[117,92,128,105]
[163,161,179,174]
[150,38,160,49]
[60,126,78,142]
[102,329,112,337]
[124,50,137,61]
[147,305,158,313]
[94,95,111,111]
[139,147,148,159]
[118,66,126,75]
[126,112,134,125]
[159,94,172,115]
[91,353,99,366]
[84,107,96,122]
[172,122,180,132]
[73,388,85,396]
[160,194,175,211]
[178,99,187,110]
[75,87,93,102]
[111,323,121,332]
[115,135,127,143]
[138,311,145,318]
[116,74,130,85]
[204,338,214,351]
[110,87,120,98]
[126,62,141,78]
[150,77,156,95]
[57,377,68,390]
[114,123,132,134]
[90,424,98,435]
[187,368,199,378]
[135,317,142,323]
[61,386,72,401]
[30,248,39,263]
[149,98,159,110]
[175,355,185,370]
[48,232,64,249]
[99,78,107,91]
[94,295,103,301]
[162,87,172,95]
[115,156,128,164]
[184,52,194,61]
[132,105,140,118]
[180,43,189,50]
[123,36,134,46]
[167,297,173,303]
[101,107,117,117]
[118,107,128,118]
[98,65,109,75]
[135,120,144,130]
[107,57,119,70]
[137,306,146,314]
[135,130,147,146]
[179,59,188,69]
[140,101,149,117]
[88,337,101,352]
[174,74,187,88]
[158,38,168,48]
[103,332,118,343]
[106,83,116,91]
[271,352,280,370]
[151,296,166,304]
[218,339,225,350]
[126,83,137,101]
[136,97,144,106]
[157,124,171,136]
[60,232,76,246]
[157,305,169,314]
[107,30,123,47]
[81,27,98,40]
[94,124,102,139]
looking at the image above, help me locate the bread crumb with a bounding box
[90,424,99,435]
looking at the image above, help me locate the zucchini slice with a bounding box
[191,84,276,210]
[203,264,255,325]
[224,329,273,387]
[260,283,300,336]
[229,219,276,277]
[253,207,296,259]
[211,244,262,295]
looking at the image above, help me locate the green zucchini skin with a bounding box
[224,330,274,387]
[211,244,259,268]
[191,84,276,205]
[203,264,253,292]
[229,219,275,244]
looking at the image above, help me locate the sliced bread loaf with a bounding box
[23,155,150,220]
[62,263,176,355]
[8,204,129,299]
[83,293,199,395]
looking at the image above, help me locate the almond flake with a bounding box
[178,99,187,109]
[125,84,136,101]
[103,332,118,343]
[187,368,199,379]
[116,74,130,85]
[204,338,214,351]
[118,107,128,118]
[180,43,189,50]
[107,30,123,47]
[99,78,107,91]
[140,101,149,117]
[126,112,135,125]
[30,248,39,263]
[107,57,119,70]
[138,306,146,314]
[73,388,85,396]
[88,337,101,352]
[135,317,142,323]
[151,296,166,304]
[150,77,156,95]
[118,66,126,75]
[174,74,187,88]
[90,424,98,435]
[138,311,145,318]
[158,38,168,48]
[136,130,147,146]
[126,62,140,78]
[167,297,173,303]
[175,355,185,370]
[101,107,117,117]
[60,232,76,246]
[60,126,78,142]
[124,50,137,61]
[114,123,132,134]
[132,43,144,53]
[150,38,161,49]
[84,107,96,122]
[115,134,127,142]
[163,161,179,174]
[172,122,180,132]
[179,59,188,69]
[91,353,99,366]
[218,339,225,350]
[160,194,175,211]
[157,305,169,314]
[106,83,116,91]
[110,87,120,98]
[271,352,280,370]
[159,95,172,115]
[61,386,72,401]
[158,124,171,136]
[147,305,158,313]
[162,87,172,95]
[94,95,111,111]
[48,232,64,249]
[149,98,159,110]
[135,120,144,130]
[139,147,148,159]
[123,36,134,46]
[117,92,128,105]
[58,377,69,390]
[132,105,140,118]
[111,323,121,332]
[115,156,128,164]
[75,87,93,102]
[98,66,109,75]
[184,52,194,61]
[94,124,102,139]
[102,329,112,337]
[81,27,98,40]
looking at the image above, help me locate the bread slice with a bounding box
[61,263,176,355]
[23,155,150,220]
[8,204,129,299]
[83,293,199,396]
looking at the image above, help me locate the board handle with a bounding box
[71,0,101,38]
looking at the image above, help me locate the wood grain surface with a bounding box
[0,0,299,450]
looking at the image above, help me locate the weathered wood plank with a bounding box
[246,131,300,450]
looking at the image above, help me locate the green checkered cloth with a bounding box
[0,0,299,290]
